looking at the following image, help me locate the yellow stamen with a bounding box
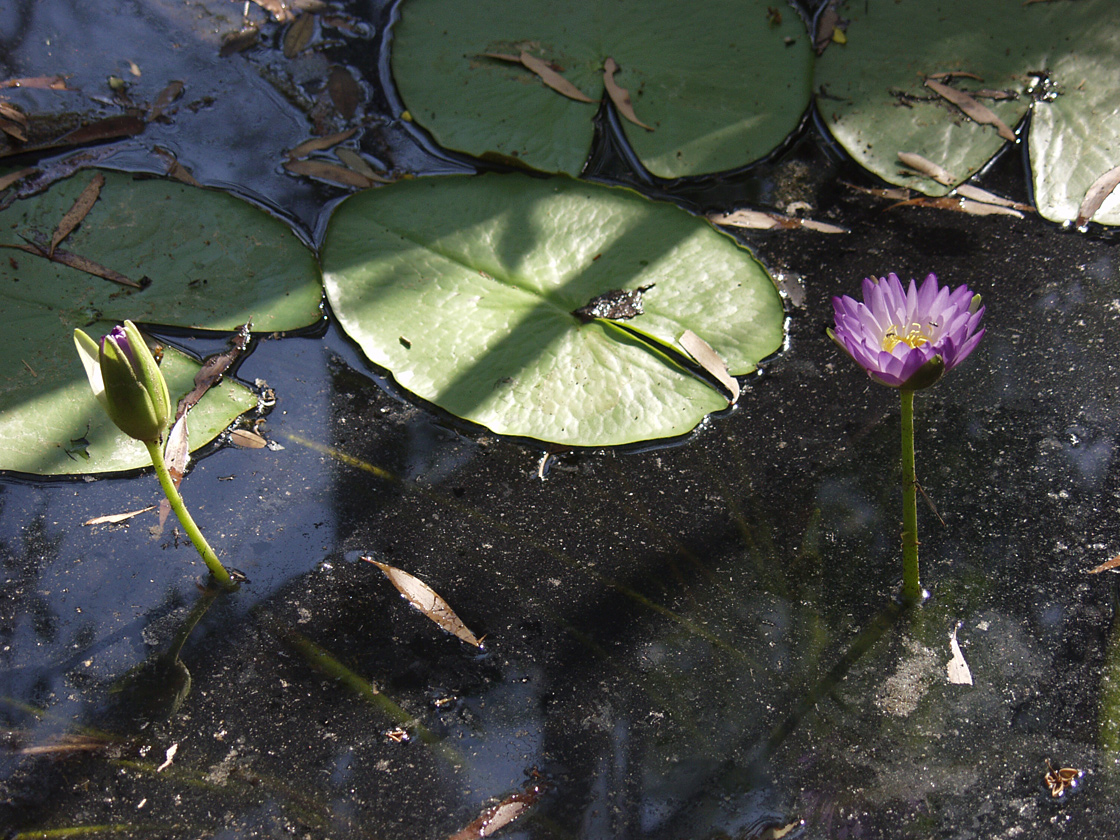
[882,322,931,352]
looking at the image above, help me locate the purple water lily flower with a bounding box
[830,273,985,389]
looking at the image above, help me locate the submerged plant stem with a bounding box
[145,440,237,592]
[900,388,920,604]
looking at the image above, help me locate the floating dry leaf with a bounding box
[220,25,261,57]
[284,13,316,58]
[147,80,184,122]
[229,428,267,449]
[288,129,358,159]
[0,75,70,90]
[50,172,104,256]
[1076,163,1120,228]
[336,148,390,182]
[363,556,482,647]
[679,329,740,404]
[153,147,202,187]
[327,66,362,119]
[924,79,1016,142]
[897,151,956,186]
[843,181,911,201]
[603,57,653,131]
[1044,759,1082,797]
[0,167,37,192]
[517,51,595,103]
[54,115,145,147]
[283,158,376,188]
[946,623,973,685]
[83,505,157,526]
[1087,553,1120,574]
[752,822,803,840]
[814,0,841,54]
[887,195,1024,218]
[447,781,547,840]
[707,208,846,233]
[954,184,1032,212]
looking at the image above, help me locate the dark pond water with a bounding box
[3,1,1120,838]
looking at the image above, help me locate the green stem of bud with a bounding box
[145,439,238,592]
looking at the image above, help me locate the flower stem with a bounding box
[145,439,238,592]
[899,388,921,605]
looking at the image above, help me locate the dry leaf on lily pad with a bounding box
[363,556,483,647]
[394,0,812,177]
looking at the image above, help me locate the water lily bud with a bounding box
[74,320,172,443]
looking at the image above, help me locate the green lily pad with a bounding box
[816,0,1120,226]
[1028,2,1120,226]
[391,0,813,178]
[0,169,322,475]
[321,173,785,447]
[815,1,1031,195]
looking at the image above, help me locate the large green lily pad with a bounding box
[0,169,322,474]
[1028,1,1120,226]
[391,0,813,178]
[815,0,1120,225]
[321,173,785,447]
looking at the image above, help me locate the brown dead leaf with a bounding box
[177,322,252,419]
[327,66,361,119]
[288,128,358,159]
[83,505,157,526]
[887,195,1024,218]
[335,148,391,183]
[707,208,846,233]
[843,181,912,201]
[284,158,375,188]
[1076,163,1120,228]
[897,151,957,186]
[518,51,596,103]
[54,115,145,147]
[0,101,27,123]
[446,781,547,840]
[954,184,1032,212]
[250,0,326,21]
[1087,554,1120,574]
[0,167,37,192]
[363,556,482,647]
[230,428,268,449]
[284,13,316,58]
[679,329,740,404]
[0,75,71,90]
[147,80,184,122]
[50,172,104,256]
[158,415,190,528]
[0,118,26,142]
[152,147,202,186]
[813,0,842,54]
[603,57,653,131]
[220,25,261,57]
[926,71,984,82]
[925,79,1016,142]
[2,238,143,288]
